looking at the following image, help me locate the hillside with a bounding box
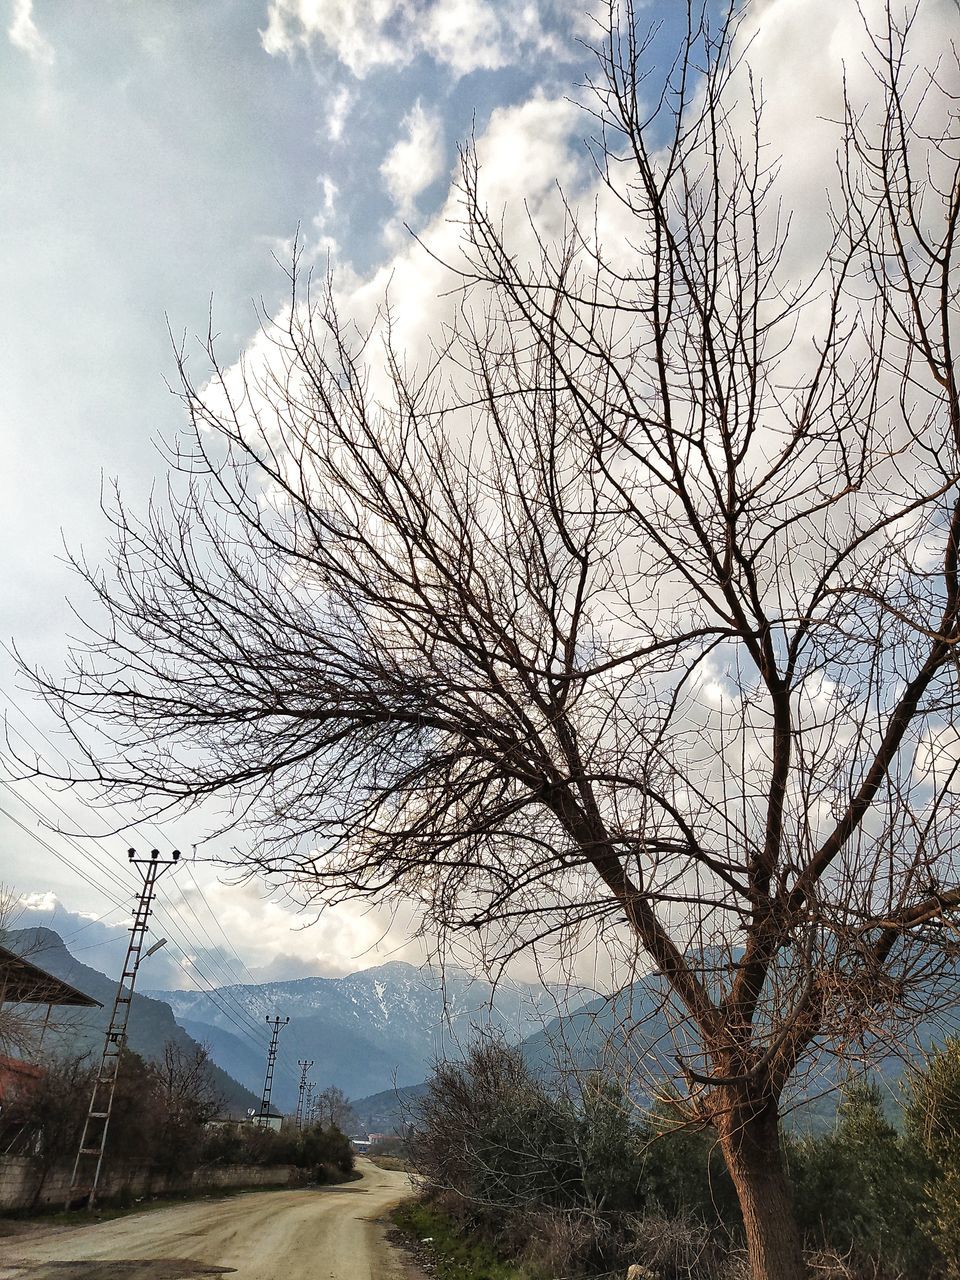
[350,1081,429,1134]
[3,927,260,1114]
[352,965,960,1134]
[149,961,580,1110]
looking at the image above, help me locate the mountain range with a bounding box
[148,961,581,1109]
[11,925,960,1138]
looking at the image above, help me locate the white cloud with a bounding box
[261,0,407,75]
[310,172,340,253]
[324,90,584,385]
[16,889,58,912]
[173,876,425,980]
[423,0,555,77]
[379,100,445,220]
[325,85,352,142]
[7,0,54,66]
[261,0,574,78]
[317,171,337,215]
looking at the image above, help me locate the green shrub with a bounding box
[393,1200,534,1280]
[905,1037,960,1277]
[788,1080,933,1276]
[296,1123,355,1178]
[636,1107,739,1228]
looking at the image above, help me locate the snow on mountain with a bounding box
[147,961,581,1110]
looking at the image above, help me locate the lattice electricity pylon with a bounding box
[258,1015,289,1125]
[295,1059,314,1130]
[304,1080,316,1127]
[68,847,181,1208]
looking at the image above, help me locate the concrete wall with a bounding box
[0,1155,308,1212]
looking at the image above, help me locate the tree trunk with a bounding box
[717,1091,806,1280]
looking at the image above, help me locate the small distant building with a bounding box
[351,1137,372,1152]
[206,1107,285,1134]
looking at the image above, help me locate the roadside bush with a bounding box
[0,1054,95,1205]
[574,1077,647,1213]
[150,1040,225,1176]
[637,1107,739,1227]
[614,1214,744,1280]
[905,1037,960,1277]
[200,1122,247,1165]
[410,1039,742,1278]
[297,1123,355,1180]
[788,1081,935,1278]
[369,1133,410,1160]
[200,1119,355,1182]
[206,1123,295,1166]
[406,1042,960,1279]
[412,1036,582,1214]
[0,1048,161,1166]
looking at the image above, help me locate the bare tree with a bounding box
[153,1038,223,1127]
[314,1084,353,1132]
[19,4,960,1277]
[150,1039,224,1175]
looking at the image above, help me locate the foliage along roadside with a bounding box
[0,1042,356,1213]
[392,1201,535,1280]
[400,1034,960,1280]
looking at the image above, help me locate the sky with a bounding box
[0,0,634,990]
[1,0,955,993]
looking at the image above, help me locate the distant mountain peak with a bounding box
[146,953,585,1110]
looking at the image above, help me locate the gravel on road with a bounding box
[0,1159,420,1280]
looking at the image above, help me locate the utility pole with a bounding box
[295,1059,314,1131]
[258,1015,289,1126]
[69,847,180,1209]
[304,1080,315,1128]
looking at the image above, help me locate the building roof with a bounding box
[0,1053,44,1082]
[0,944,102,1008]
[0,1053,46,1102]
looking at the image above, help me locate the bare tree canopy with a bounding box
[18,4,960,1277]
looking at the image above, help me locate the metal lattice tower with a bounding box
[304,1080,315,1127]
[69,847,180,1208]
[258,1015,289,1125]
[295,1059,314,1131]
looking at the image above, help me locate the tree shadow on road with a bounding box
[2,1261,235,1280]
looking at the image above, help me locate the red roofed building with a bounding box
[0,1053,44,1104]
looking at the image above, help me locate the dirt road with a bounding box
[0,1160,419,1280]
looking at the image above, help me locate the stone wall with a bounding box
[0,1155,308,1212]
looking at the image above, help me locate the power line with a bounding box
[0,801,130,910]
[58,902,131,943]
[1,710,270,1021]
[150,930,276,1060]
[0,690,303,1087]
[152,909,281,1058]
[0,778,136,901]
[2,694,272,997]
[174,865,303,1083]
[0,791,274,1065]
